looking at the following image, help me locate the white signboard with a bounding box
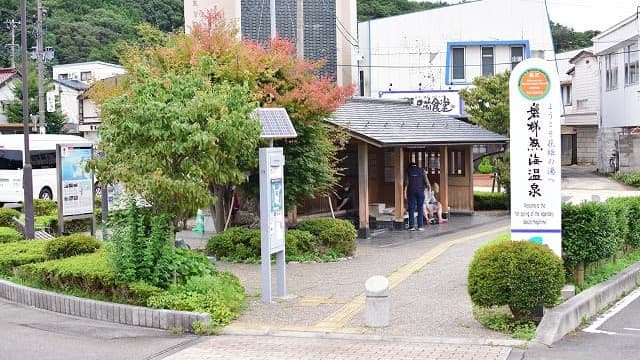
[509,58,562,257]
[57,144,94,216]
[46,91,56,112]
[378,90,463,117]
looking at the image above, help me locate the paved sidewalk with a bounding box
[163,334,512,360]
[561,165,640,204]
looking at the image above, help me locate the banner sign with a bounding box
[57,144,94,216]
[509,58,562,257]
[378,90,463,117]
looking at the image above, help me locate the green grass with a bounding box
[578,249,640,292]
[473,305,537,340]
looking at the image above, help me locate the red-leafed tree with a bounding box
[91,11,353,230]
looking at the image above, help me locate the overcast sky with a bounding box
[414,0,638,32]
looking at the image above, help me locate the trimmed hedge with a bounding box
[0,208,20,227]
[0,240,49,275]
[562,201,619,268]
[296,218,357,257]
[43,234,102,260]
[206,227,261,260]
[468,241,564,319]
[474,191,509,211]
[607,197,640,248]
[0,227,23,243]
[34,199,57,216]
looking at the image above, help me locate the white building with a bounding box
[593,15,640,172]
[358,0,555,118]
[0,68,20,125]
[184,0,358,88]
[557,48,599,166]
[52,61,125,84]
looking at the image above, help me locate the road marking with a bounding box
[584,287,640,335]
[312,225,510,330]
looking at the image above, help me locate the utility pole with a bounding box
[21,0,35,240]
[296,0,304,58]
[36,0,46,134]
[5,20,20,68]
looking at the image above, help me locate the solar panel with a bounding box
[253,108,298,139]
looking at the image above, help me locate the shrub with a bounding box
[44,234,102,260]
[35,214,58,231]
[0,208,20,227]
[607,197,640,248]
[206,227,260,260]
[611,172,640,187]
[494,153,510,194]
[173,248,215,283]
[0,240,48,275]
[285,229,316,257]
[562,201,619,269]
[34,199,57,216]
[474,192,509,211]
[107,203,176,288]
[605,198,630,250]
[147,272,245,327]
[468,241,564,319]
[0,227,23,243]
[477,157,493,174]
[297,218,357,257]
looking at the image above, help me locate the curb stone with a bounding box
[0,279,210,333]
[533,261,640,345]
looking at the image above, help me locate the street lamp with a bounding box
[20,0,35,239]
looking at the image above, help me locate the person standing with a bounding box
[404,162,428,231]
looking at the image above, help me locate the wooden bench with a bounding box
[12,217,55,240]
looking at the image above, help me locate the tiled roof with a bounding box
[327,97,509,147]
[0,68,19,87]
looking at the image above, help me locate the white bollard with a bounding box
[365,275,390,327]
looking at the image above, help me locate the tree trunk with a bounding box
[209,183,226,233]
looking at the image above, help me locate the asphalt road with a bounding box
[0,298,199,360]
[510,288,640,360]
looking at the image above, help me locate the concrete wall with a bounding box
[358,0,554,96]
[618,134,640,172]
[54,84,81,123]
[576,126,597,165]
[0,79,17,123]
[597,127,623,173]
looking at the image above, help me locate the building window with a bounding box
[561,84,572,105]
[368,150,377,179]
[80,71,92,81]
[481,47,494,77]
[58,73,68,80]
[511,46,524,69]
[625,43,638,86]
[448,150,465,176]
[606,53,618,91]
[452,47,465,81]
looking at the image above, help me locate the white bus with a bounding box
[0,134,93,206]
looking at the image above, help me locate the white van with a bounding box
[0,134,93,206]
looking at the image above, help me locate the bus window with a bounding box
[31,150,56,169]
[0,150,23,170]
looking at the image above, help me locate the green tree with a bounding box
[551,22,600,53]
[357,0,448,21]
[5,62,65,134]
[459,71,510,136]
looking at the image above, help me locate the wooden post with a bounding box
[439,146,449,219]
[393,147,405,230]
[358,142,370,238]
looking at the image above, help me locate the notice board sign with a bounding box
[509,58,562,257]
[57,143,94,217]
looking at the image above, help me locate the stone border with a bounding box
[533,261,640,345]
[0,279,210,332]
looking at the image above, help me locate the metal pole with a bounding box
[21,0,35,240]
[37,0,46,134]
[270,0,276,39]
[296,0,303,58]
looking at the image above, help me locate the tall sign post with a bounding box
[509,58,562,257]
[255,108,297,304]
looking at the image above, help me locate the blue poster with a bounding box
[59,145,93,216]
